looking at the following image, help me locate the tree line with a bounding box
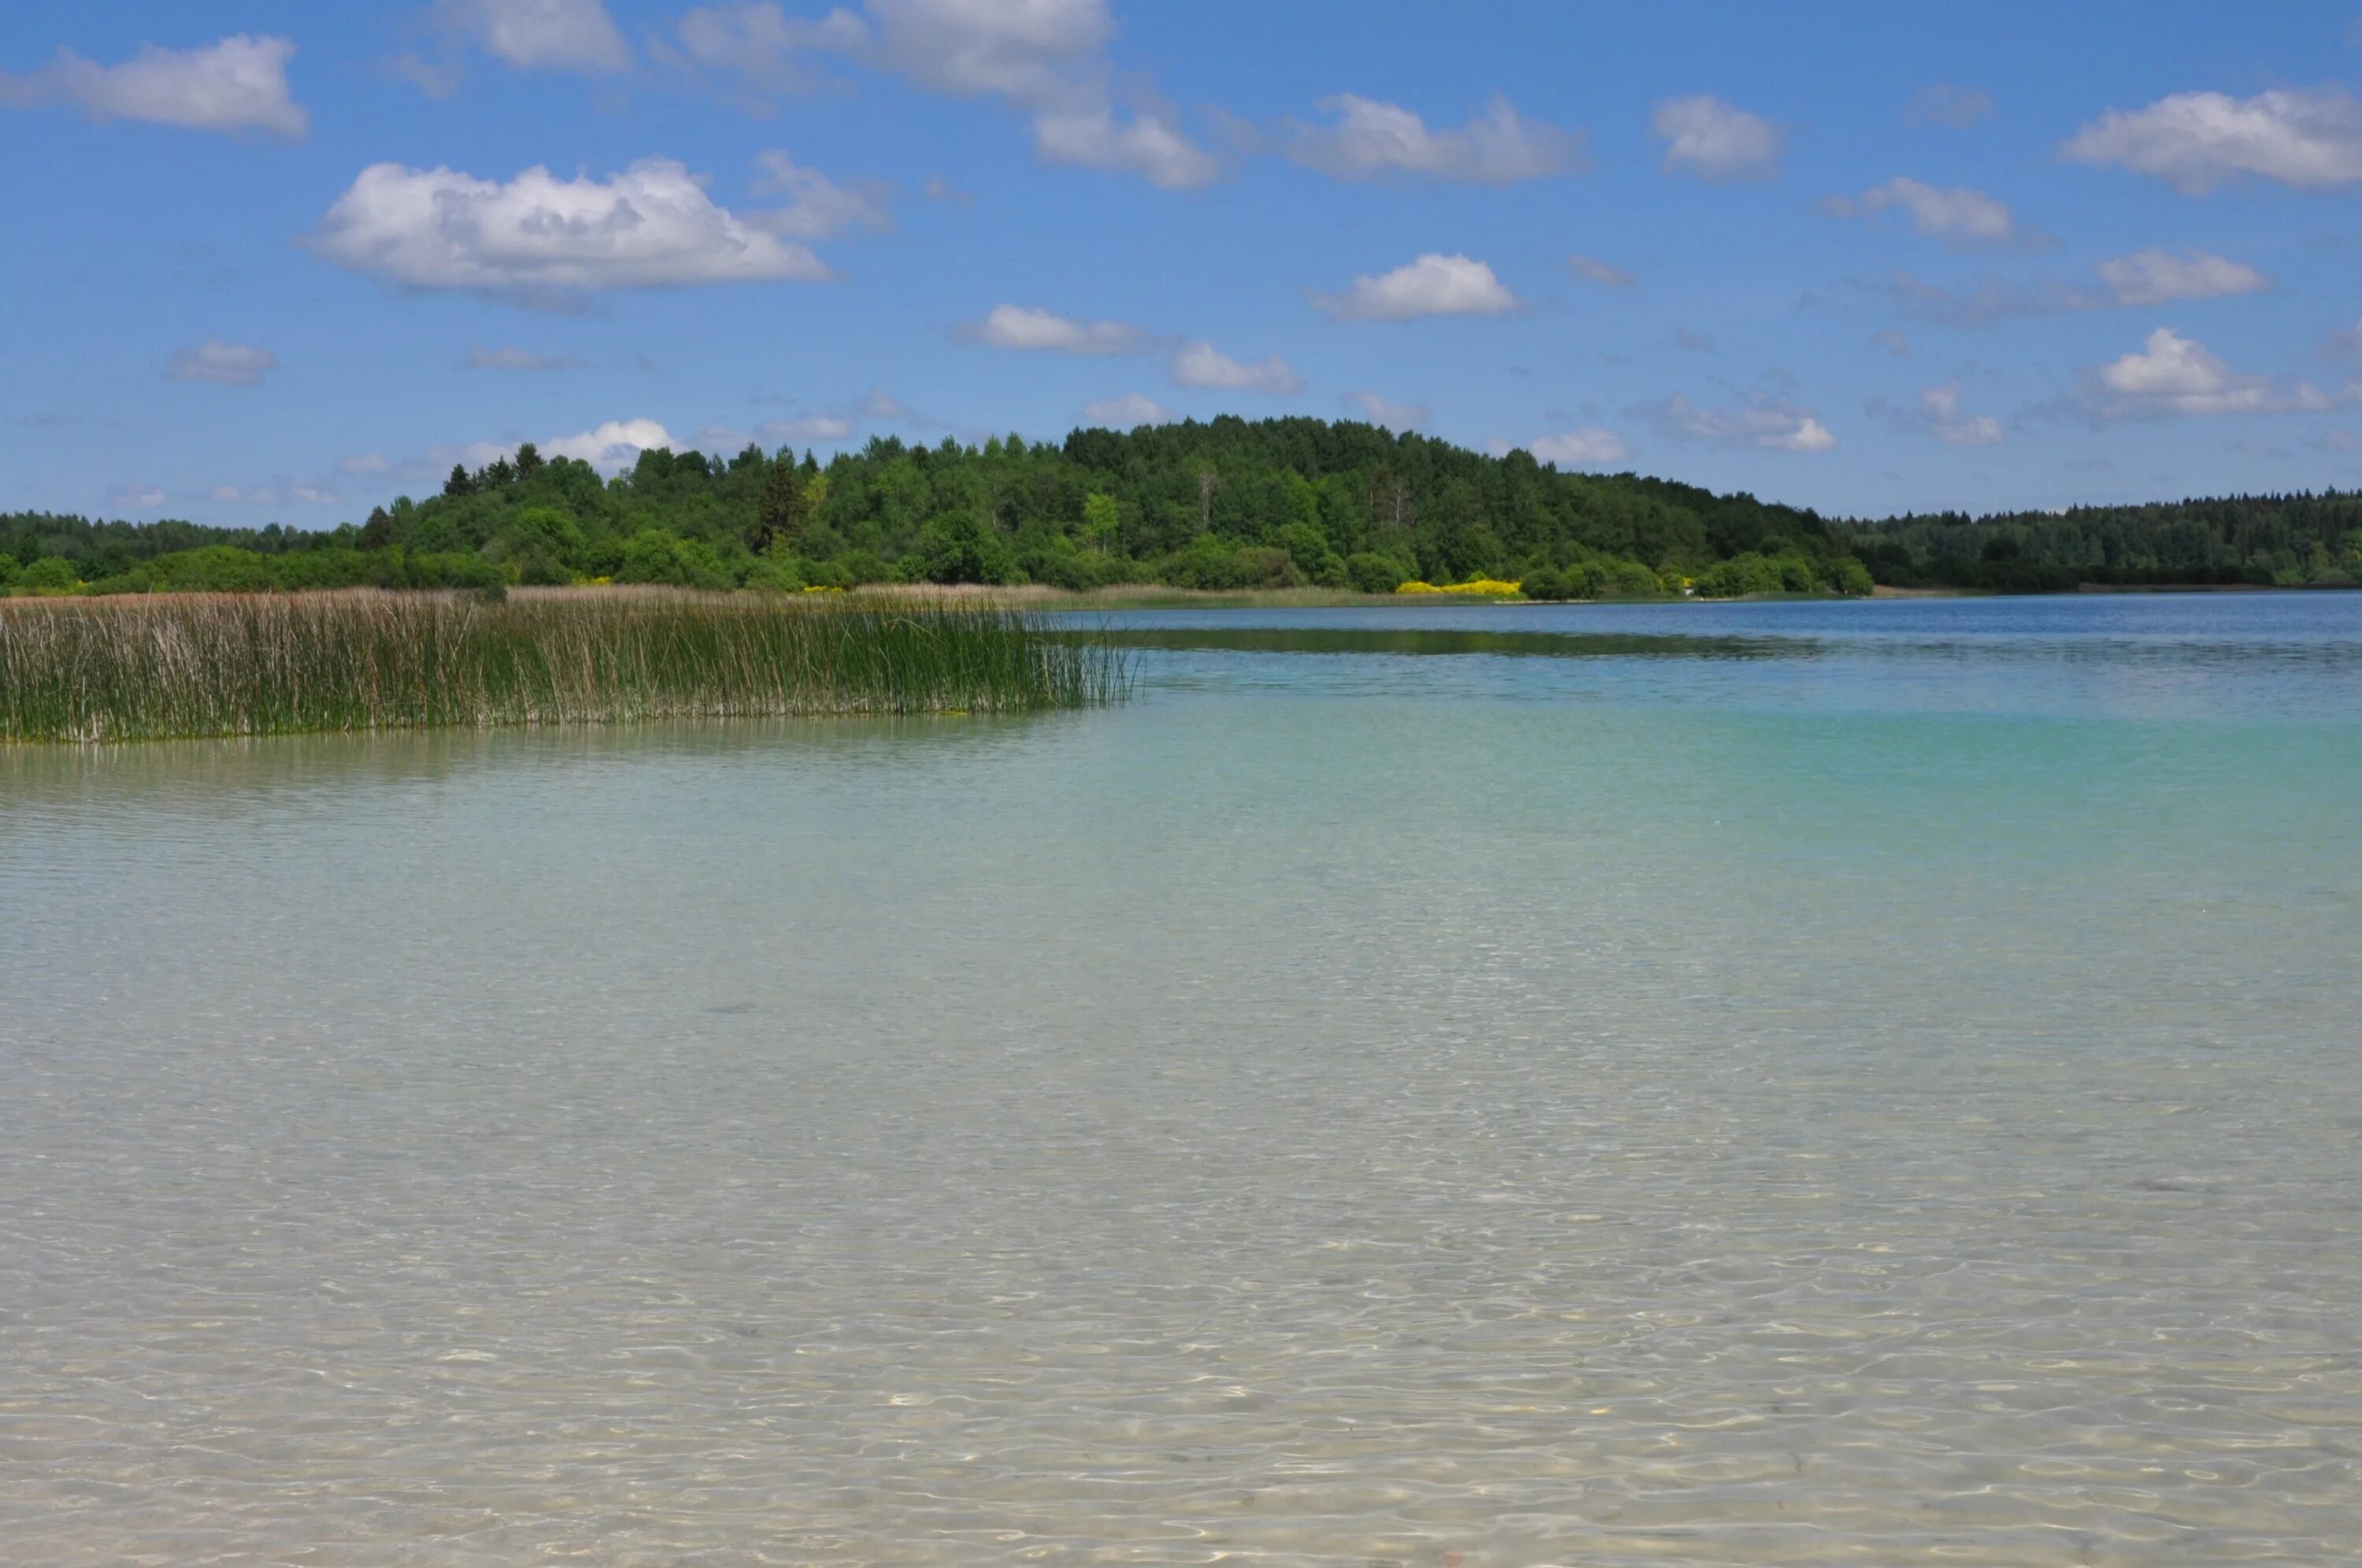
[5,416,2358,597]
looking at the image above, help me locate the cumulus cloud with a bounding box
[1080,392,1172,426]
[750,150,893,239]
[2061,87,2362,191]
[1168,341,1302,394]
[1653,94,1783,181]
[1,34,307,139]
[465,344,589,371]
[1312,253,1520,320]
[958,304,1150,354]
[109,484,168,510]
[338,452,392,475]
[1824,176,2020,246]
[1568,253,1635,287]
[1635,392,1834,451]
[207,483,279,505]
[1340,390,1428,431]
[2095,248,2271,306]
[291,484,341,505]
[1283,94,1579,183]
[1905,84,1992,128]
[434,0,629,73]
[168,338,277,386]
[2081,327,2331,419]
[313,159,830,303]
[1527,427,1632,466]
[545,417,679,470]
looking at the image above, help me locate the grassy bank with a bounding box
[0,588,1128,743]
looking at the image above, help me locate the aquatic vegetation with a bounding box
[1394,579,1526,598]
[0,588,1129,743]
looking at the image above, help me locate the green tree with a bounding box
[1080,492,1120,556]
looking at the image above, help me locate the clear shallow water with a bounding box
[3,593,2360,1565]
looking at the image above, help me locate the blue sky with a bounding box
[5,0,2362,529]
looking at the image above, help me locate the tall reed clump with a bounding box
[0,589,1130,742]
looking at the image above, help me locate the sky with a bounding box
[5,0,2362,531]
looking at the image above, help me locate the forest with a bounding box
[3,415,2358,597]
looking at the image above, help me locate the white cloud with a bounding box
[1283,94,1579,183]
[1081,392,1172,426]
[1636,392,1834,451]
[861,0,1216,187]
[2315,427,2361,452]
[857,387,941,426]
[208,483,279,505]
[434,0,629,73]
[1827,176,2018,246]
[750,150,893,239]
[2061,87,2362,192]
[2095,248,2271,305]
[1905,84,1992,128]
[666,2,865,96]
[960,304,1149,354]
[313,159,830,301]
[1527,427,1632,466]
[1168,341,1302,394]
[1567,253,1635,287]
[465,345,589,371]
[2,34,307,139]
[759,413,856,442]
[291,484,341,505]
[1340,390,1427,431]
[545,417,678,471]
[1313,253,1520,321]
[2083,327,2331,419]
[109,484,168,510]
[1653,94,1783,181]
[168,338,277,386]
[338,452,392,475]
[1917,382,2004,445]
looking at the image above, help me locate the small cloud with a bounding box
[207,483,279,505]
[1872,327,1912,357]
[2,33,308,139]
[109,484,168,510]
[2060,86,2362,192]
[660,0,863,98]
[1168,341,1302,394]
[750,150,893,240]
[2319,313,2362,361]
[1633,391,1834,451]
[432,0,630,74]
[1567,253,1635,287]
[856,387,942,428]
[1882,380,2004,445]
[1080,393,1172,427]
[1822,176,2021,247]
[291,484,341,505]
[1312,253,1520,320]
[1673,328,1713,352]
[1339,390,1428,431]
[957,304,1150,355]
[2096,248,2271,305]
[168,338,277,386]
[1526,427,1632,466]
[464,345,589,371]
[1282,94,1582,183]
[1653,94,1783,181]
[2312,427,2361,452]
[338,452,391,475]
[922,172,975,205]
[1904,84,1992,128]
[758,413,855,443]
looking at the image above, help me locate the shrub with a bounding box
[911,510,1017,584]
[1346,552,1408,594]
[1523,566,1568,601]
[19,557,80,594]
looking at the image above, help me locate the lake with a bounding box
[5,592,2360,1564]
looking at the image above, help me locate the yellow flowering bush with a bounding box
[1395,578,1523,598]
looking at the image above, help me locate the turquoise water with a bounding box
[3,593,2360,1563]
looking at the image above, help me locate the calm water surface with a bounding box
[5,594,2360,1565]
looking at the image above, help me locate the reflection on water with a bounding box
[5,594,2362,1564]
[1069,625,1811,659]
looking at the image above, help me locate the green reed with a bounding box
[0,589,1130,742]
